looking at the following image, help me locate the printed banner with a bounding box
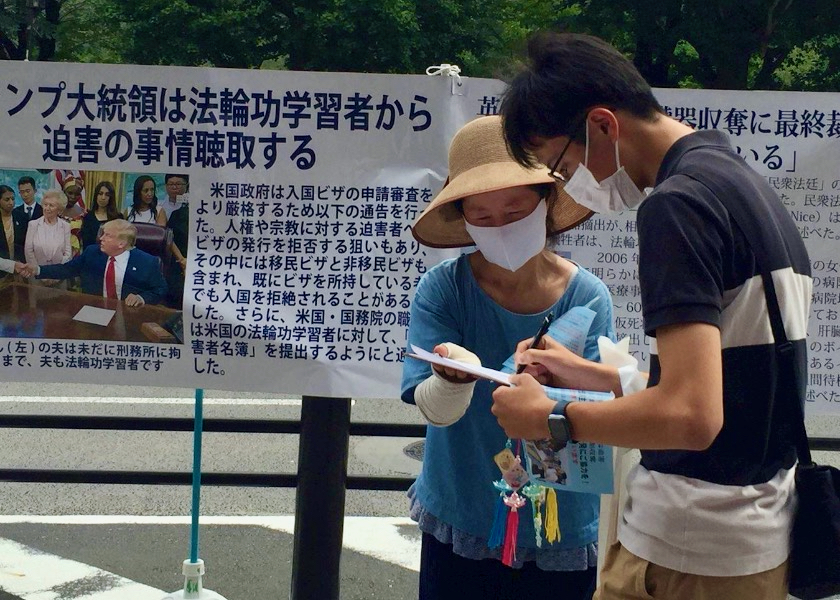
[0,62,837,414]
[0,62,500,395]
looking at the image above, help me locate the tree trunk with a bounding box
[15,19,27,60]
[632,0,682,87]
[35,0,61,61]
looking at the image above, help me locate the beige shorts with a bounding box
[594,542,789,600]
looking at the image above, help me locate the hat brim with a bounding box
[412,162,593,248]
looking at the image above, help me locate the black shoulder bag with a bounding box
[684,171,840,600]
[762,263,840,599]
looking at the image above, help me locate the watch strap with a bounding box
[551,399,572,417]
[549,399,576,443]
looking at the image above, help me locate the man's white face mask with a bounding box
[562,118,646,214]
[464,199,547,272]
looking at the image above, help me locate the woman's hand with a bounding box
[431,342,479,384]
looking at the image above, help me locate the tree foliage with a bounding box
[53,0,124,63]
[0,0,838,91]
[112,0,286,68]
[0,0,61,61]
[565,0,840,91]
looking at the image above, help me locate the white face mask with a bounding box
[562,120,646,214]
[464,199,547,272]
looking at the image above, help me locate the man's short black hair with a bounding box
[501,32,665,167]
[17,175,36,189]
[165,173,189,183]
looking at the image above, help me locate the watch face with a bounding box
[547,414,571,449]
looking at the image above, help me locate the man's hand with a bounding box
[124,293,145,307]
[491,374,555,440]
[15,262,34,277]
[514,334,585,387]
[515,334,621,395]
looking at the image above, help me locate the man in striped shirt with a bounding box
[492,32,811,600]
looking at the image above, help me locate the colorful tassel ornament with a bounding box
[501,491,526,566]
[488,479,512,549]
[544,487,561,544]
[488,496,507,549]
[521,484,544,548]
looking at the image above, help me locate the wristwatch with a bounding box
[547,400,575,450]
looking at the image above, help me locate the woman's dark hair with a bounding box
[0,184,14,198]
[129,175,158,221]
[455,183,557,238]
[539,183,562,239]
[92,181,121,220]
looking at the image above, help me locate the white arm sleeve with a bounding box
[414,374,475,426]
[413,343,480,427]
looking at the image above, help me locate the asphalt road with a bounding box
[0,381,426,599]
[1,381,838,600]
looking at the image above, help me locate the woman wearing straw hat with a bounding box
[402,115,615,599]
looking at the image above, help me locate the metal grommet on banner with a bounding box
[426,63,464,95]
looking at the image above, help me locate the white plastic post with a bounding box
[160,559,230,600]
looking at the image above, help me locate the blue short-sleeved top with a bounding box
[401,253,615,568]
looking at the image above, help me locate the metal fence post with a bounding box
[290,396,352,600]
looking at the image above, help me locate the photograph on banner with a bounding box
[0,165,185,344]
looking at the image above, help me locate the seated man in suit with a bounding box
[29,219,167,306]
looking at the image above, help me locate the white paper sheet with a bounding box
[408,345,512,386]
[73,305,116,327]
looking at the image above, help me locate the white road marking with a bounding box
[0,515,421,574]
[339,517,421,572]
[0,537,165,599]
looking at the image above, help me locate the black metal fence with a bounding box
[0,400,837,600]
[0,411,425,490]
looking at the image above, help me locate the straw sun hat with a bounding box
[411,115,592,248]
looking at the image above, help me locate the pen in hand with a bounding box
[515,312,553,374]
